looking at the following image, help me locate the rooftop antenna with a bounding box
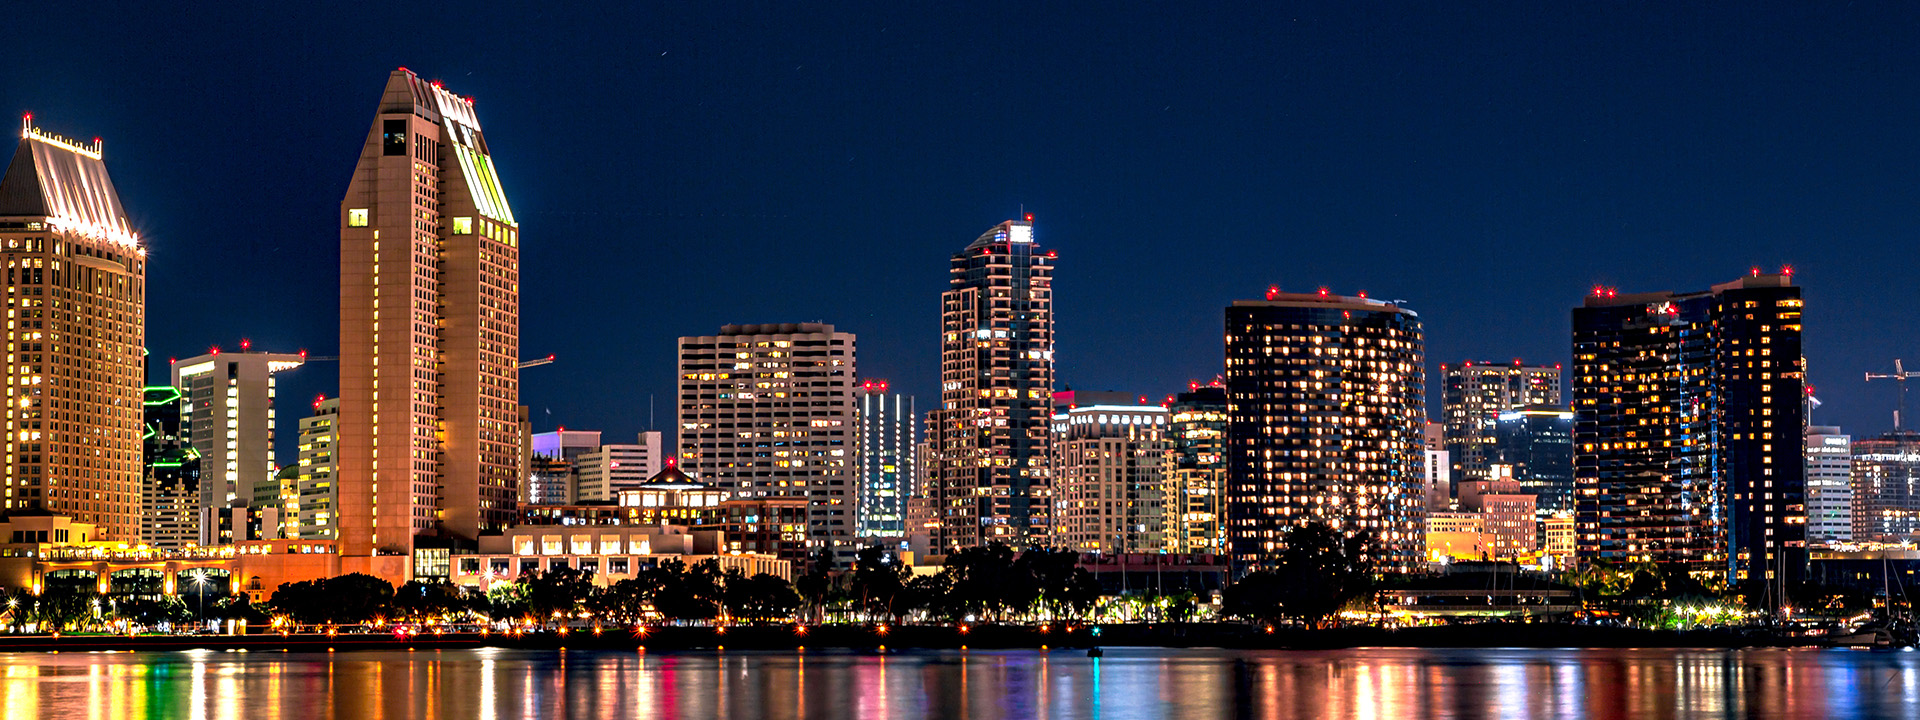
[1866,359,1920,430]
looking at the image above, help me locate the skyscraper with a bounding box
[1442,361,1561,484]
[928,218,1056,551]
[1494,405,1575,513]
[1224,289,1427,573]
[856,379,916,539]
[296,397,338,540]
[0,121,146,540]
[1051,403,1171,553]
[1804,425,1851,543]
[678,323,858,564]
[1167,385,1227,553]
[338,68,522,556]
[141,386,200,549]
[1572,272,1805,590]
[170,348,303,545]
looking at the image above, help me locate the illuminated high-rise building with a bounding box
[1572,272,1805,591]
[338,68,522,556]
[856,379,916,539]
[141,386,200,549]
[678,323,858,564]
[1224,289,1427,573]
[928,218,1056,551]
[1851,430,1920,542]
[1442,361,1561,484]
[1804,425,1851,543]
[296,397,339,540]
[1051,403,1171,553]
[170,347,303,545]
[0,120,146,540]
[1167,385,1227,553]
[1494,405,1575,513]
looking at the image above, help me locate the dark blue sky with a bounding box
[7,2,1919,462]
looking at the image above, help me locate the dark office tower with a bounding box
[1225,289,1426,573]
[1494,405,1575,513]
[0,121,146,540]
[141,386,201,549]
[1572,272,1805,592]
[1168,385,1228,554]
[856,379,916,539]
[338,69,522,556]
[1442,361,1561,484]
[928,218,1056,551]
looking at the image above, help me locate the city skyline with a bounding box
[5,4,1916,456]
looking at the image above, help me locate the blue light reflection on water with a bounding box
[1,646,1918,719]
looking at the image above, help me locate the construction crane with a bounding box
[1866,359,1920,430]
[296,351,557,371]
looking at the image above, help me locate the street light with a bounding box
[192,570,210,628]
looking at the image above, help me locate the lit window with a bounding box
[348,209,369,227]
[452,217,473,235]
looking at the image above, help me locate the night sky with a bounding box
[7,3,1919,464]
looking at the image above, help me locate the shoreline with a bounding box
[0,623,1844,653]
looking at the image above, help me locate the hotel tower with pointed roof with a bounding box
[337,69,522,557]
[0,118,146,541]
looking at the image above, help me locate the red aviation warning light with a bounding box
[1317,287,1330,297]
[209,346,220,356]
[1266,285,1279,301]
[666,456,678,469]
[1751,266,1761,277]
[240,338,251,351]
[1024,213,1034,222]
[1780,265,1794,276]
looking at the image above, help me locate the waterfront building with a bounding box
[1494,405,1575,513]
[677,323,858,563]
[1441,361,1561,484]
[453,524,791,593]
[1224,289,1427,573]
[856,379,916,539]
[1168,385,1228,553]
[294,398,338,540]
[927,218,1056,551]
[1851,431,1920,542]
[0,122,146,541]
[1805,426,1852,543]
[573,432,665,502]
[140,386,201,549]
[1540,513,1576,566]
[1571,272,1806,589]
[338,68,523,557]
[1051,403,1171,553]
[171,349,303,544]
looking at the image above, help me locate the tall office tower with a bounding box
[339,68,523,555]
[170,349,303,545]
[1572,272,1805,590]
[1494,405,1575,513]
[1804,426,1852,543]
[905,438,935,539]
[0,122,146,540]
[678,323,858,563]
[928,218,1056,551]
[1224,289,1427,573]
[141,386,201,548]
[856,379,916,539]
[1051,403,1171,553]
[1851,431,1920,542]
[295,397,339,540]
[574,432,665,502]
[1168,385,1227,553]
[1441,361,1561,485]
